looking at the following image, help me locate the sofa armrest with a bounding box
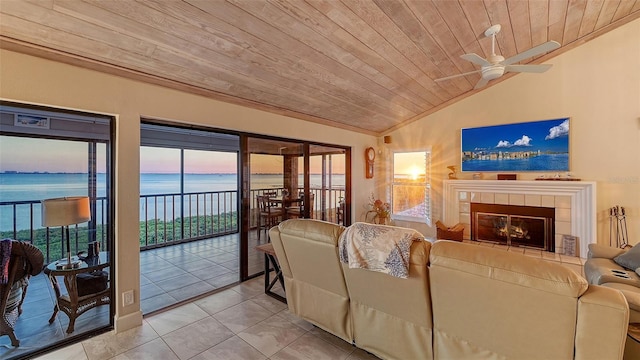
[588,243,626,259]
[575,285,629,360]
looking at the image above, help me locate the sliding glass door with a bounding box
[0,102,113,358]
[139,122,240,314]
[241,136,350,280]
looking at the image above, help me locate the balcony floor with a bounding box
[0,232,269,360]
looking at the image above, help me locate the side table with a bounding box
[44,253,110,333]
[255,243,286,303]
[626,323,640,360]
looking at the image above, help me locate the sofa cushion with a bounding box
[614,245,640,270]
[429,241,589,360]
[430,241,588,297]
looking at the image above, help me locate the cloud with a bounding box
[513,135,532,146]
[496,135,532,148]
[545,119,569,140]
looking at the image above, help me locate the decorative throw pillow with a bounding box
[614,245,640,270]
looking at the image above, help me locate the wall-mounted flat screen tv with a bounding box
[461,118,570,172]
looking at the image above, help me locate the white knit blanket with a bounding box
[339,222,424,279]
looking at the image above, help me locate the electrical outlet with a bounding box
[122,290,134,306]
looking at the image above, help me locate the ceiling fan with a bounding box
[435,24,560,89]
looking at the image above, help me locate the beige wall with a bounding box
[387,18,640,245]
[0,49,376,332]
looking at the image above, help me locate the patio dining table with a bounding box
[268,196,303,219]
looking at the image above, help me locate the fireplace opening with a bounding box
[471,203,555,252]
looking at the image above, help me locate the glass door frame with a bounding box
[239,134,350,281]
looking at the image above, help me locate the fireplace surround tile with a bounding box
[459,213,471,224]
[509,194,525,205]
[556,221,571,235]
[525,194,542,207]
[556,208,571,222]
[555,196,571,209]
[541,195,555,208]
[443,180,596,258]
[481,192,495,204]
[495,193,509,204]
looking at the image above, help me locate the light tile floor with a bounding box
[34,276,378,360]
[140,232,266,314]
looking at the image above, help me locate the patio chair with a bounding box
[286,193,314,219]
[257,195,284,241]
[1,239,44,347]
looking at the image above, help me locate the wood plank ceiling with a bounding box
[1,1,639,136]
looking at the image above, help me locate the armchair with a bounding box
[0,239,44,347]
[585,243,640,322]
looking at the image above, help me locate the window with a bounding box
[0,102,114,356]
[391,149,431,225]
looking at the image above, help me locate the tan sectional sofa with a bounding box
[269,219,630,360]
[584,244,640,323]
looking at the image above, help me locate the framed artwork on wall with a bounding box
[461,118,570,172]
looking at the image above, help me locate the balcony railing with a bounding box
[0,197,109,264]
[139,190,238,249]
[0,187,345,262]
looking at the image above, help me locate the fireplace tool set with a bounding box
[609,205,629,248]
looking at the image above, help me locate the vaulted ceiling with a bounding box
[1,1,639,135]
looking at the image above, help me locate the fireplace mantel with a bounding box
[443,180,596,258]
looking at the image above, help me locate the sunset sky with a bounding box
[0,136,347,174]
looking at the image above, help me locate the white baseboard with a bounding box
[114,310,143,333]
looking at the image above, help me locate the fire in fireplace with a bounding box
[471,203,555,252]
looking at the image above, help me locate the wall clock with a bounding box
[365,147,375,179]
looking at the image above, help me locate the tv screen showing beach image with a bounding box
[461,118,570,172]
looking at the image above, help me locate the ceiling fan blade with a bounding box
[435,69,481,82]
[460,53,491,67]
[474,77,490,89]
[502,41,561,65]
[505,64,553,73]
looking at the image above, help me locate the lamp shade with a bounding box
[41,196,91,227]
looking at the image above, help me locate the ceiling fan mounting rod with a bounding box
[485,24,501,57]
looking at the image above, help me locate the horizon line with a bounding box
[0,171,346,175]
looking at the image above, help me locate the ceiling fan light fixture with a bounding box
[482,66,505,80]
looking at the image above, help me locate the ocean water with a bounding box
[0,173,344,231]
[461,153,569,172]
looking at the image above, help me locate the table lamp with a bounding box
[42,196,91,269]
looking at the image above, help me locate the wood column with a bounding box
[283,155,299,195]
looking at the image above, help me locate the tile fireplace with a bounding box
[471,203,555,252]
[443,180,596,258]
